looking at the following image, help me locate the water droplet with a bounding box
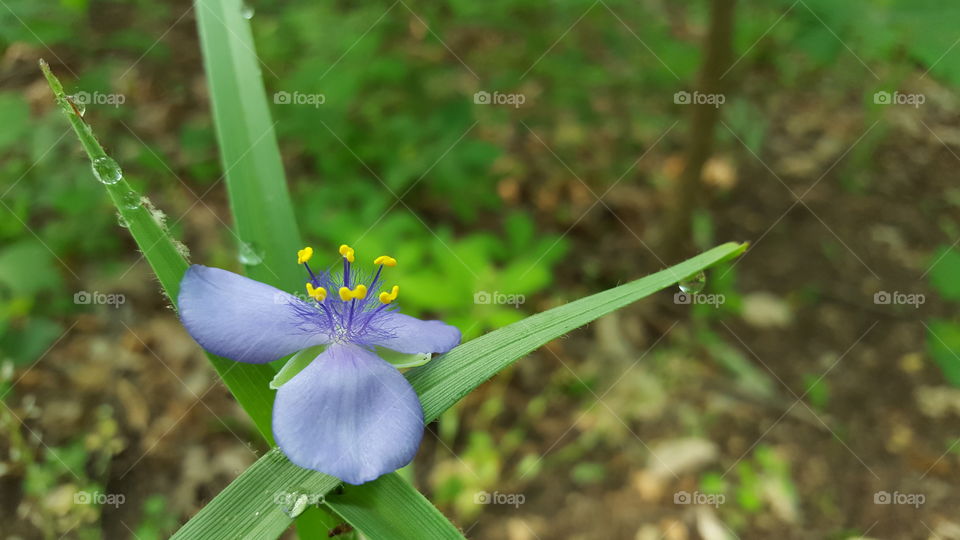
[678,271,706,295]
[120,191,142,210]
[68,95,86,116]
[116,212,129,228]
[241,3,254,19]
[283,494,309,518]
[91,156,123,185]
[238,242,264,266]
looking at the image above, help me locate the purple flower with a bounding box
[177,244,461,484]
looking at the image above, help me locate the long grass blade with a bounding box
[195,0,303,290]
[40,59,277,440]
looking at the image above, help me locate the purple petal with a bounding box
[272,343,424,484]
[367,312,461,354]
[178,265,329,364]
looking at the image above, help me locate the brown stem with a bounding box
[664,0,737,261]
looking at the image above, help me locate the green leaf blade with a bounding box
[40,59,277,441]
[195,0,303,291]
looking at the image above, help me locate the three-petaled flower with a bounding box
[177,244,460,484]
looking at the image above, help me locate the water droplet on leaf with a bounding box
[238,242,264,266]
[91,156,123,185]
[68,95,86,116]
[283,494,309,518]
[120,191,142,210]
[678,271,706,295]
[116,213,129,228]
[241,3,254,19]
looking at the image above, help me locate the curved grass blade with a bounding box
[40,60,277,441]
[195,0,303,291]
[172,242,747,539]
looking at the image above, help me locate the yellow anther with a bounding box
[297,246,314,265]
[378,285,399,304]
[338,284,367,301]
[338,244,355,263]
[373,255,397,267]
[305,283,326,302]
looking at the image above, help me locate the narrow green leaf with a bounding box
[408,242,748,422]
[40,60,277,441]
[195,0,303,291]
[172,242,747,538]
[332,473,464,539]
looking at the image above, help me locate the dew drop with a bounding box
[241,3,254,19]
[678,271,706,295]
[68,95,86,116]
[91,156,123,185]
[116,212,129,229]
[283,494,309,518]
[120,191,143,210]
[238,241,264,266]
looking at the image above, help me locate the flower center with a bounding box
[296,244,399,343]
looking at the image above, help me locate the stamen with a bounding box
[378,285,399,304]
[306,283,326,302]
[297,247,314,264]
[339,244,355,287]
[298,247,317,282]
[370,255,396,289]
[338,285,367,301]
